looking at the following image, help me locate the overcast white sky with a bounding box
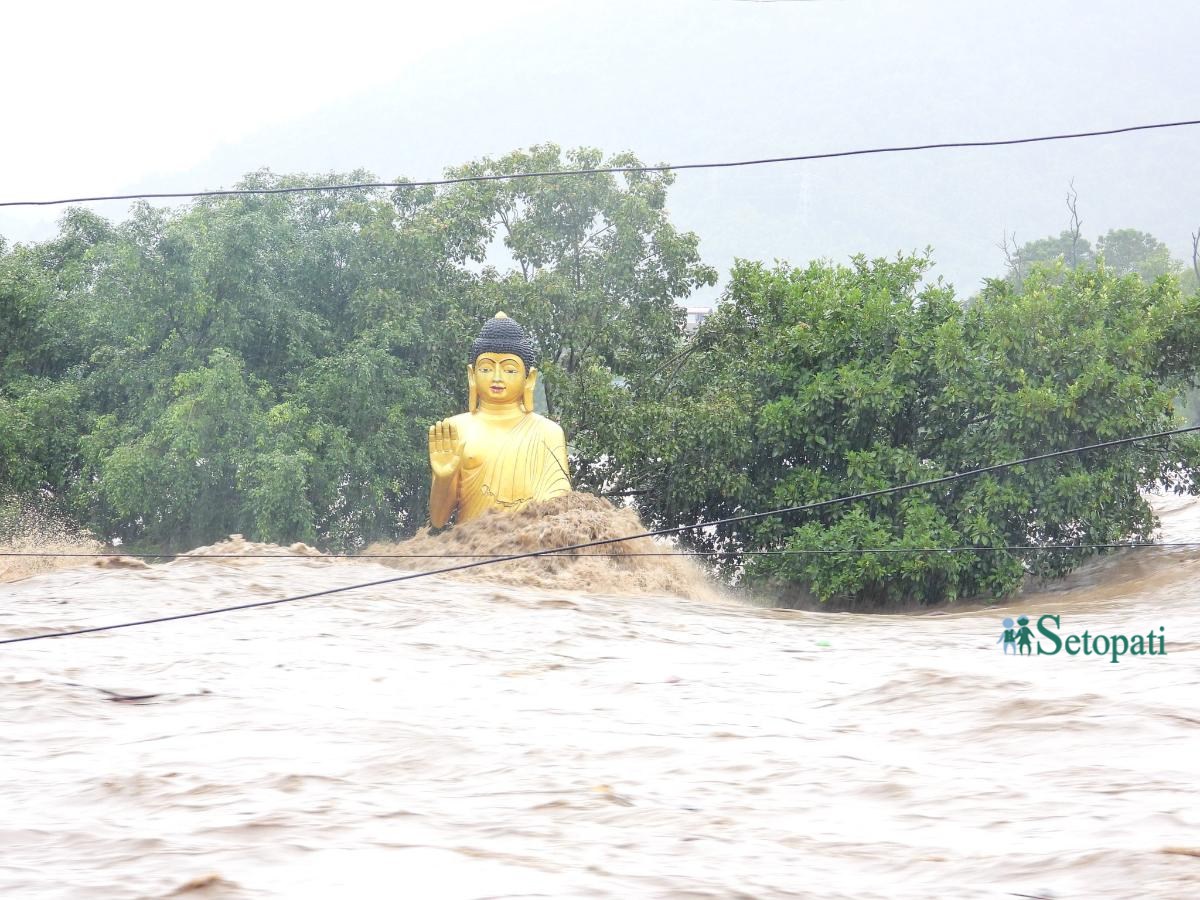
[3,0,1198,298]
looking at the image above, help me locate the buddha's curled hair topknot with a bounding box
[471,312,537,373]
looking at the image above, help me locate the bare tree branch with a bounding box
[1191,226,1199,285]
[998,230,1023,289]
[1066,179,1083,268]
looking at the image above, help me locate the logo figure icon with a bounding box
[998,615,1036,655]
[1015,615,1034,655]
[998,617,1016,654]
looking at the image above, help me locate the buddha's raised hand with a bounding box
[428,420,463,480]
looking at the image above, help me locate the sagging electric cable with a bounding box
[3,423,1198,646]
[2,118,1197,208]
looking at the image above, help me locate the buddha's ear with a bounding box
[467,364,478,413]
[523,367,538,413]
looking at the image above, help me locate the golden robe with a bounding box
[455,413,571,523]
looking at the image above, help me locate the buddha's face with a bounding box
[473,353,526,405]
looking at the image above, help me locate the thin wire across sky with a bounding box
[2,118,1197,209]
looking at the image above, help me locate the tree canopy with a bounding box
[1002,224,1193,291]
[0,151,713,552]
[574,255,1200,605]
[3,151,1199,607]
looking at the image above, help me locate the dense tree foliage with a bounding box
[1003,224,1195,291]
[3,152,1200,606]
[582,255,1200,605]
[1003,230,1094,287]
[0,152,712,552]
[436,146,717,378]
[1095,228,1181,281]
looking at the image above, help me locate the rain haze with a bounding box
[5,3,1200,898]
[4,0,1198,295]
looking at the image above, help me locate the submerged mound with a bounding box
[174,534,327,561]
[166,535,328,571]
[366,492,718,600]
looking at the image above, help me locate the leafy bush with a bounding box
[594,255,1200,605]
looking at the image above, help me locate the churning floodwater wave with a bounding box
[365,492,721,600]
[1,495,1198,898]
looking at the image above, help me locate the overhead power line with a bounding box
[3,423,1198,646]
[2,118,1197,209]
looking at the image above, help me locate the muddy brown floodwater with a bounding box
[2,494,1198,899]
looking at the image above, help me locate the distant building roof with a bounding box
[682,306,713,332]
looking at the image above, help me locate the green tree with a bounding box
[1,171,472,550]
[1096,228,1181,281]
[600,254,1200,607]
[1002,230,1094,288]
[82,350,269,548]
[5,153,711,550]
[438,145,717,378]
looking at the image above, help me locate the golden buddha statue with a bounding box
[428,313,571,527]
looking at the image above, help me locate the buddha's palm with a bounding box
[429,420,462,480]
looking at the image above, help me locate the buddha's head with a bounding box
[468,312,538,412]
